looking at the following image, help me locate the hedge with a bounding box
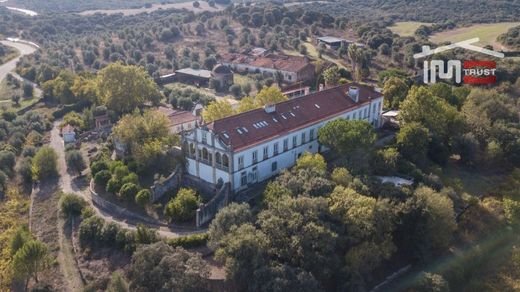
[166,233,208,249]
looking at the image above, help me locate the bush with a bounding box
[135,189,151,207]
[164,188,200,223]
[167,233,208,248]
[94,170,111,188]
[66,150,87,176]
[32,146,59,181]
[106,177,123,194]
[90,160,109,177]
[79,216,104,246]
[60,193,86,217]
[17,158,33,184]
[0,150,16,174]
[118,183,139,201]
[23,82,33,98]
[122,173,139,185]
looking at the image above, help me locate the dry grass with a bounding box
[389,21,431,37]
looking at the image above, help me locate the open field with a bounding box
[389,21,431,36]
[429,22,520,50]
[79,1,224,16]
[439,161,507,197]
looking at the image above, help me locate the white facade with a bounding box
[182,96,384,193]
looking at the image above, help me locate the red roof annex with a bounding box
[206,83,383,151]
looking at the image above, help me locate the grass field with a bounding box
[389,21,431,36]
[429,22,520,50]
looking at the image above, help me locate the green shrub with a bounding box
[94,170,112,187]
[135,189,151,207]
[106,177,123,194]
[167,233,208,248]
[119,183,139,201]
[122,173,139,185]
[60,193,87,217]
[164,188,200,223]
[90,160,109,177]
[79,216,105,246]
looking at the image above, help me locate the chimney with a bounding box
[319,84,324,91]
[348,86,359,103]
[264,103,276,113]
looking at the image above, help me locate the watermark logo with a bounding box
[413,38,504,84]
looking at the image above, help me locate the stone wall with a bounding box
[196,182,230,227]
[150,166,182,202]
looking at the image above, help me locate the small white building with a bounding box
[62,124,76,144]
[182,83,384,193]
[157,106,200,134]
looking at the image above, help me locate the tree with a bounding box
[208,203,253,248]
[331,167,353,187]
[318,119,376,171]
[60,193,86,218]
[398,186,456,261]
[229,84,242,97]
[382,77,408,109]
[250,264,322,292]
[65,150,86,176]
[329,187,395,281]
[396,122,429,163]
[215,223,268,290]
[408,272,449,292]
[399,86,464,143]
[254,86,288,107]
[294,152,327,176]
[32,146,58,181]
[107,271,129,292]
[94,170,112,188]
[113,110,177,171]
[23,82,33,98]
[323,66,341,87]
[119,183,140,202]
[0,150,16,174]
[129,241,210,291]
[12,240,49,288]
[135,189,151,207]
[11,94,20,106]
[96,63,161,113]
[237,96,257,113]
[202,100,235,122]
[257,196,338,283]
[164,188,200,223]
[10,226,31,255]
[193,1,200,8]
[262,181,293,205]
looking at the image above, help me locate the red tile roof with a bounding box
[157,107,199,127]
[221,53,313,73]
[207,83,383,151]
[62,124,75,134]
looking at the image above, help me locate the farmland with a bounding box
[429,22,520,49]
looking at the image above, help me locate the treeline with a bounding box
[498,25,520,50]
[4,0,167,13]
[302,0,520,24]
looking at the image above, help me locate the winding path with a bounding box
[50,121,205,238]
[0,40,37,81]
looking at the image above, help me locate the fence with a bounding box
[196,183,230,227]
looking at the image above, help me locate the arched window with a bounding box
[216,152,222,166]
[222,154,229,168]
[202,147,208,161]
[190,143,195,155]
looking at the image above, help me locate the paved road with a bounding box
[0,40,37,82]
[49,121,204,238]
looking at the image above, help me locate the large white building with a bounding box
[181,83,384,193]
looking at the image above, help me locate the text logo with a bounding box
[423,60,497,84]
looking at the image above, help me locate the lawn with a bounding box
[438,160,507,197]
[0,79,39,111]
[429,22,520,50]
[389,21,432,36]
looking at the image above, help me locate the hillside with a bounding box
[301,0,520,23]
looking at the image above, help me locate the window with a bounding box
[364,108,368,117]
[252,151,258,164]
[292,136,297,148]
[310,129,315,140]
[238,156,244,170]
[222,154,229,168]
[353,112,357,120]
[273,143,279,155]
[201,132,207,144]
[301,132,306,144]
[263,146,268,160]
[241,171,247,186]
[271,162,277,172]
[283,138,288,151]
